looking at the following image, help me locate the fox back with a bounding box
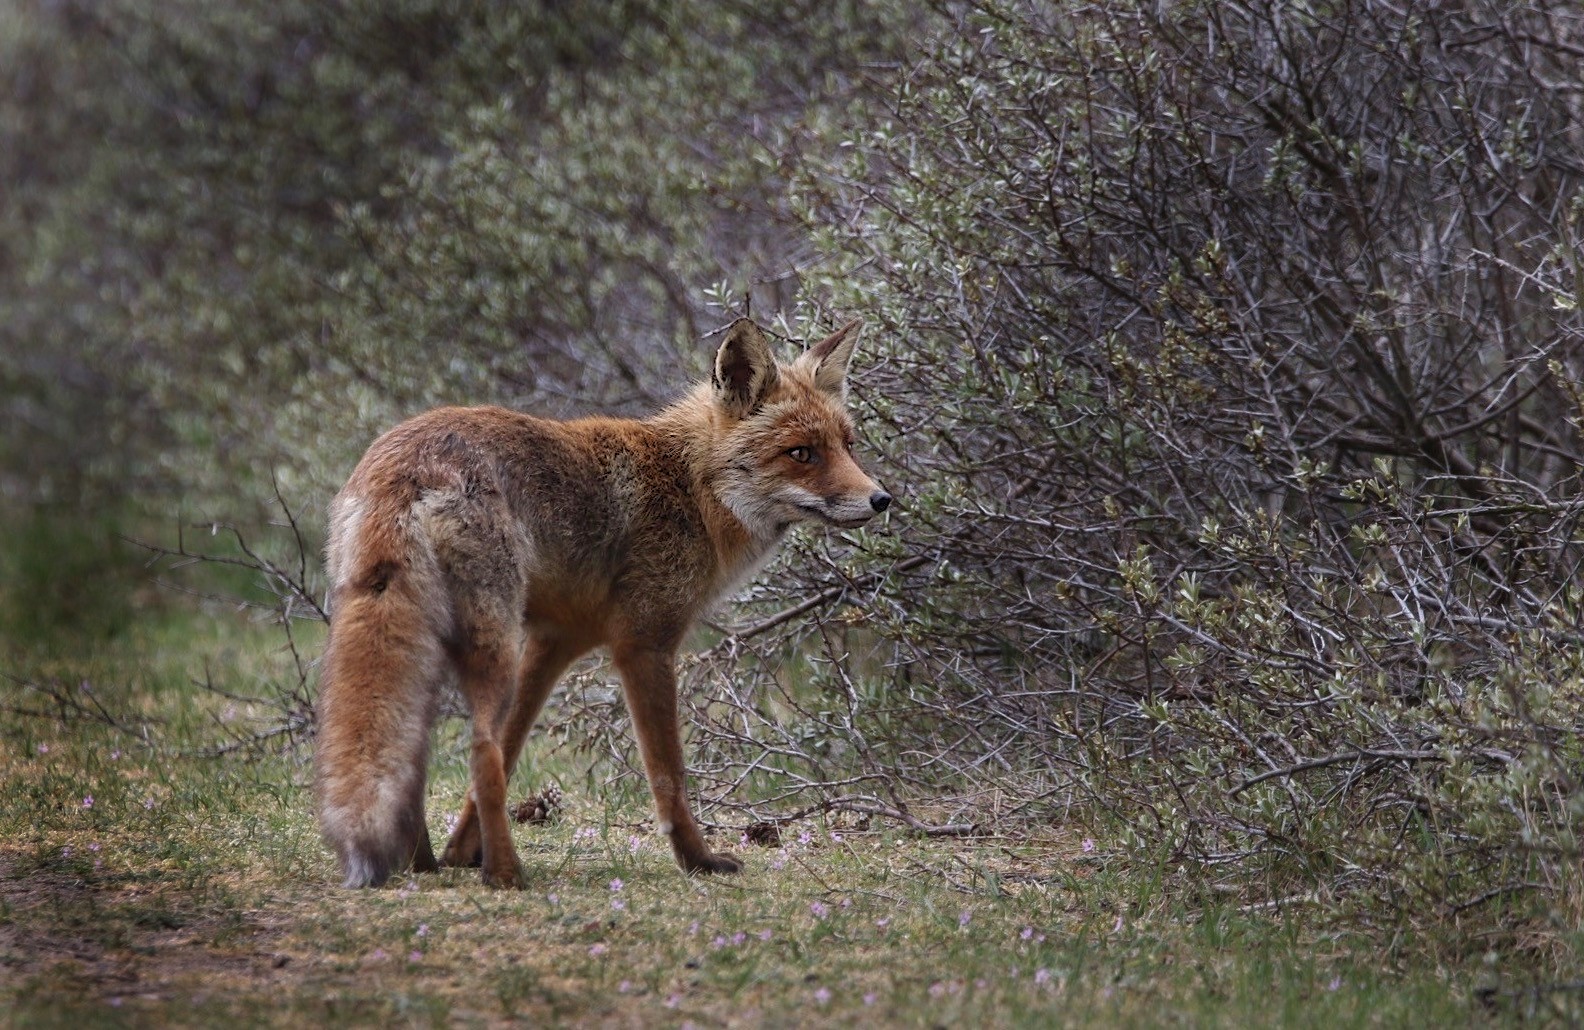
[314,319,889,888]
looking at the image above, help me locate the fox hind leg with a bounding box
[409,817,439,873]
[441,633,582,869]
[452,627,531,889]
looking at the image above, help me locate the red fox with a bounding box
[314,318,889,888]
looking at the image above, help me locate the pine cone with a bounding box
[510,783,565,824]
[744,821,781,846]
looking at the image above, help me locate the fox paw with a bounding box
[481,860,527,890]
[439,839,483,869]
[681,850,743,876]
[439,819,483,868]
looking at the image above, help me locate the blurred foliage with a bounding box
[0,506,141,650]
[0,0,908,647]
[0,0,904,520]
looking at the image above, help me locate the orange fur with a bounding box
[314,319,889,887]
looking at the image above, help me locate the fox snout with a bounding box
[802,475,892,528]
[842,487,892,521]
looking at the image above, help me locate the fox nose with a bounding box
[869,491,892,514]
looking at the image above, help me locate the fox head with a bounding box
[708,318,891,537]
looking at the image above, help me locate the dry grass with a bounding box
[0,612,1561,1027]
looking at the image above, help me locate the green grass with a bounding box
[0,610,1570,1027]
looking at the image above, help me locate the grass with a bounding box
[0,608,1569,1027]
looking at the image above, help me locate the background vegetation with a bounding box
[4,0,1583,1020]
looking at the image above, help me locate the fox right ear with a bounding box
[798,318,863,398]
[712,319,779,418]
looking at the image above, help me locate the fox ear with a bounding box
[798,319,863,397]
[712,319,780,417]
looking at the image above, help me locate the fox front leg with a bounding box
[611,643,742,875]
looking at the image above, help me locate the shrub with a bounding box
[778,0,1584,929]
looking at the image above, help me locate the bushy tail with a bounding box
[314,509,447,888]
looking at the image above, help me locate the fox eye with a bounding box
[787,446,815,464]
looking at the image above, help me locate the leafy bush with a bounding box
[781,0,1584,928]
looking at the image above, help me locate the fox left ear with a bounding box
[798,319,863,397]
[713,319,780,418]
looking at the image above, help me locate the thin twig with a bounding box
[1230,749,1448,795]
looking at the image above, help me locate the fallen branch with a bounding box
[742,794,982,837]
[2,672,156,736]
[1448,881,1547,916]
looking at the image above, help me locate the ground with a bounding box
[0,613,1552,1026]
